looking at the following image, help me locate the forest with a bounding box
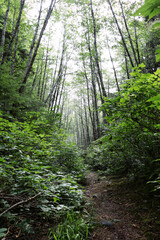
[0,0,160,239]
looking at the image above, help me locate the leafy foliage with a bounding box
[135,0,160,62]
[0,110,86,237]
[86,66,160,190]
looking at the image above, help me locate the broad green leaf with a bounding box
[149,7,160,19]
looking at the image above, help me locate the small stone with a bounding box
[93,194,98,198]
[100,220,113,226]
[112,219,121,223]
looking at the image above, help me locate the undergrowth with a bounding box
[0,111,87,239]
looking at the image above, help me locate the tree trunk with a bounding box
[40,45,49,100]
[134,18,141,65]
[83,94,90,145]
[124,48,130,79]
[25,0,43,78]
[19,0,56,94]
[86,30,100,139]
[107,0,134,68]
[0,0,11,62]
[119,0,138,66]
[90,0,107,98]
[31,60,40,92]
[37,51,44,97]
[2,0,25,64]
[10,25,20,75]
[107,39,120,92]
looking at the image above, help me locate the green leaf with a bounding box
[0,228,8,232]
[149,7,160,19]
[152,22,160,28]
[0,228,7,238]
[138,63,145,68]
[156,53,160,62]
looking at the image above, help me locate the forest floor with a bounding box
[85,172,160,240]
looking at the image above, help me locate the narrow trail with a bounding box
[85,172,147,240]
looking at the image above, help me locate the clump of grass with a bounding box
[48,210,91,240]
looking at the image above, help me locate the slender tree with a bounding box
[2,0,25,64]
[0,0,11,62]
[107,39,120,92]
[107,0,135,68]
[19,0,56,94]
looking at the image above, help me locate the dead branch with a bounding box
[0,192,41,217]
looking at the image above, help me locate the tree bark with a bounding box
[107,0,134,68]
[0,0,11,62]
[90,0,107,98]
[2,0,25,64]
[86,30,100,139]
[31,60,40,92]
[19,0,56,94]
[10,25,20,75]
[134,18,141,65]
[119,0,138,66]
[107,39,120,92]
[25,0,43,78]
[40,44,49,100]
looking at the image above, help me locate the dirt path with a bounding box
[85,172,149,240]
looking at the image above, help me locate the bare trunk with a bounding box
[45,28,66,104]
[31,60,40,92]
[40,45,49,100]
[10,25,20,75]
[124,48,130,79]
[86,30,100,139]
[0,0,11,61]
[107,39,120,92]
[134,18,141,65]
[2,0,25,64]
[107,0,134,68]
[90,0,107,98]
[19,0,56,94]
[83,94,90,145]
[37,51,44,97]
[25,0,43,77]
[119,0,138,66]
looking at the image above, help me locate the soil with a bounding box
[84,172,160,240]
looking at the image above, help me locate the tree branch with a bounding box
[0,192,41,217]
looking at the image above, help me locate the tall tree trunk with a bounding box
[10,25,20,75]
[81,46,93,127]
[19,0,56,94]
[87,31,100,139]
[107,39,120,92]
[45,28,66,104]
[107,0,134,68]
[31,60,40,92]
[124,48,130,79]
[2,0,25,64]
[37,51,44,97]
[42,71,49,102]
[134,18,141,65]
[75,112,80,146]
[83,94,90,145]
[25,0,43,78]
[0,0,11,62]
[90,0,107,98]
[119,0,138,66]
[56,67,66,113]
[40,45,49,100]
